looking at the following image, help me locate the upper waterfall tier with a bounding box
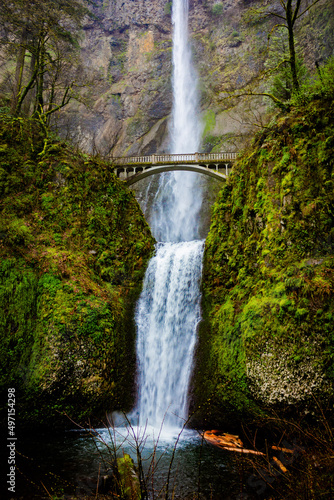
[149,0,203,243]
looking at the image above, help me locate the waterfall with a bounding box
[133,0,203,432]
[150,0,202,243]
[135,241,204,429]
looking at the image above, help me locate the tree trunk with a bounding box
[22,51,37,116]
[286,0,300,93]
[34,30,46,116]
[15,61,38,116]
[11,28,27,113]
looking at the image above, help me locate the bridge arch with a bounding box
[112,152,237,185]
[122,164,228,185]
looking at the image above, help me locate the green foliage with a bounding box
[0,258,38,387]
[0,112,155,427]
[117,454,141,500]
[202,109,216,137]
[211,3,224,17]
[164,1,172,16]
[240,2,333,111]
[291,56,334,105]
[197,88,334,425]
[264,28,308,106]
[0,0,91,118]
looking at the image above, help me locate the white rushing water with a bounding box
[133,0,204,435]
[134,240,204,430]
[150,0,202,243]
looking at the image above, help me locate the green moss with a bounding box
[197,80,334,425]
[164,1,172,16]
[0,258,38,387]
[211,3,224,17]
[202,109,216,137]
[0,113,155,428]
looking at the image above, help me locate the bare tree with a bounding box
[0,0,93,119]
[221,0,324,110]
[268,0,322,92]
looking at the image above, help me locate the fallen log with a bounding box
[271,445,294,454]
[272,456,288,473]
[203,430,265,456]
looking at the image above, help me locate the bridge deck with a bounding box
[113,152,237,166]
[112,152,238,184]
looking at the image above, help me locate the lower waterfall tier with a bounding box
[133,240,205,430]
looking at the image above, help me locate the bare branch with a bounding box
[221,91,287,110]
[15,64,38,115]
[264,58,290,77]
[296,0,322,19]
[292,0,302,25]
[43,84,74,118]
[279,0,287,11]
[267,23,289,42]
[269,12,288,21]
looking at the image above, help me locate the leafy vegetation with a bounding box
[0,111,155,427]
[264,28,308,104]
[194,59,334,428]
[211,3,224,17]
[266,0,323,93]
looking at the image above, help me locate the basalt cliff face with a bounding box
[56,0,334,157]
[57,0,173,156]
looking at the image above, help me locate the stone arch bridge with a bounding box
[113,152,238,185]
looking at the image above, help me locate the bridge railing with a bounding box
[198,152,237,161]
[113,152,237,166]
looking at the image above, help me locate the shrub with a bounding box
[212,3,224,16]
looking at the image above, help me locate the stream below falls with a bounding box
[3,428,249,499]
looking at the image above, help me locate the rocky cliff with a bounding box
[55,0,334,157]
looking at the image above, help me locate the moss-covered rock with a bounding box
[0,113,155,428]
[194,78,334,428]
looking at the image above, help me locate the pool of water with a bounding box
[2,423,254,499]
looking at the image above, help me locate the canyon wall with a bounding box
[55,0,334,157]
